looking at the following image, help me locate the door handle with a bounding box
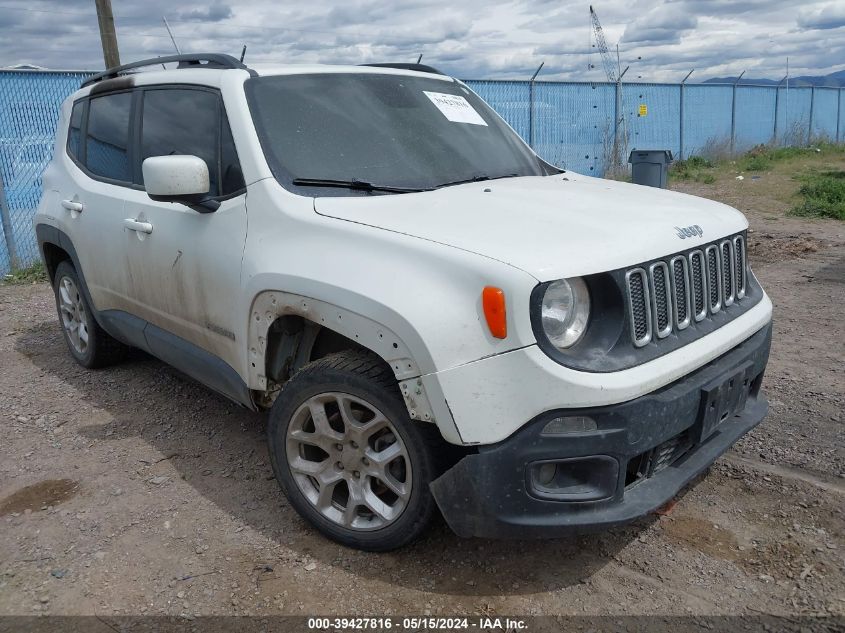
[61,199,84,212]
[123,218,153,234]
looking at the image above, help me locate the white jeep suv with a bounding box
[35,54,773,551]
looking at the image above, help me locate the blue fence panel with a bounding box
[531,82,613,175]
[811,88,840,141]
[624,83,681,158]
[0,70,90,274]
[682,84,733,157]
[776,87,813,144]
[734,86,777,152]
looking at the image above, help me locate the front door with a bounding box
[121,86,248,374]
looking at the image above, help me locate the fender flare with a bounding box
[247,290,461,443]
[35,224,106,329]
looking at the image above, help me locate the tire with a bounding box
[267,350,441,551]
[52,260,129,368]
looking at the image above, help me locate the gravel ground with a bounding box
[1,174,843,623]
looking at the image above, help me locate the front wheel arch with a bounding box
[246,290,458,441]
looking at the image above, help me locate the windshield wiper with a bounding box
[434,173,520,189]
[292,178,430,194]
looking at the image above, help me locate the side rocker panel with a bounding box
[36,224,255,410]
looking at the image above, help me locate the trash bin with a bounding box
[628,150,673,188]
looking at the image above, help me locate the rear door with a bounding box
[59,91,138,314]
[121,86,248,371]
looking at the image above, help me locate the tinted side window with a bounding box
[86,92,132,182]
[141,89,220,195]
[220,117,245,195]
[67,101,83,161]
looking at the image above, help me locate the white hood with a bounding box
[314,173,748,281]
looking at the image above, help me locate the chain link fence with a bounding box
[1,70,843,275]
[0,70,92,274]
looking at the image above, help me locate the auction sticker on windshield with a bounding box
[423,91,488,126]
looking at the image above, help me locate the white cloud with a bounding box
[0,0,843,83]
[798,3,845,30]
[622,4,698,45]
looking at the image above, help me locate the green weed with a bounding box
[789,170,845,220]
[2,261,47,285]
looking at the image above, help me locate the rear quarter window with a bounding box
[66,101,83,161]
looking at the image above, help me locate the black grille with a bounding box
[624,234,749,347]
[628,272,648,342]
[722,241,733,301]
[673,259,688,324]
[734,237,745,295]
[691,252,705,317]
[707,248,719,309]
[625,430,694,488]
[652,432,692,474]
[653,265,669,332]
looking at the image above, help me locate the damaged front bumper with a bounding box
[430,323,772,539]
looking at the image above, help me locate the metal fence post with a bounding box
[0,168,21,271]
[838,88,842,144]
[773,76,786,145]
[528,81,535,149]
[528,62,544,150]
[614,79,621,165]
[612,67,630,169]
[679,69,694,160]
[730,71,745,155]
[807,86,815,144]
[772,87,779,145]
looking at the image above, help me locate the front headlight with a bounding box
[540,278,591,349]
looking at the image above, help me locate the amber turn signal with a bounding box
[482,286,507,339]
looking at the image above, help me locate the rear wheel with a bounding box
[268,350,440,551]
[53,260,128,368]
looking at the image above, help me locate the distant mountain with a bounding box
[2,63,47,70]
[703,69,845,87]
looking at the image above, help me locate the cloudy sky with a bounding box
[1,0,844,82]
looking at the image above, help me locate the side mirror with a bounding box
[142,155,219,213]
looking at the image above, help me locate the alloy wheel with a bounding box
[57,276,89,355]
[285,392,412,531]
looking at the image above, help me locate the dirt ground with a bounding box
[1,156,843,625]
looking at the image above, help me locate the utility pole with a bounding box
[94,0,121,69]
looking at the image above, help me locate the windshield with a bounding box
[245,72,551,196]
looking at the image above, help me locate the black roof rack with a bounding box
[360,63,445,75]
[81,53,256,88]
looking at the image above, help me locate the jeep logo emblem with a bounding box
[675,225,703,239]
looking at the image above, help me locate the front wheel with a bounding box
[267,350,440,551]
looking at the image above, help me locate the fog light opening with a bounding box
[528,456,619,502]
